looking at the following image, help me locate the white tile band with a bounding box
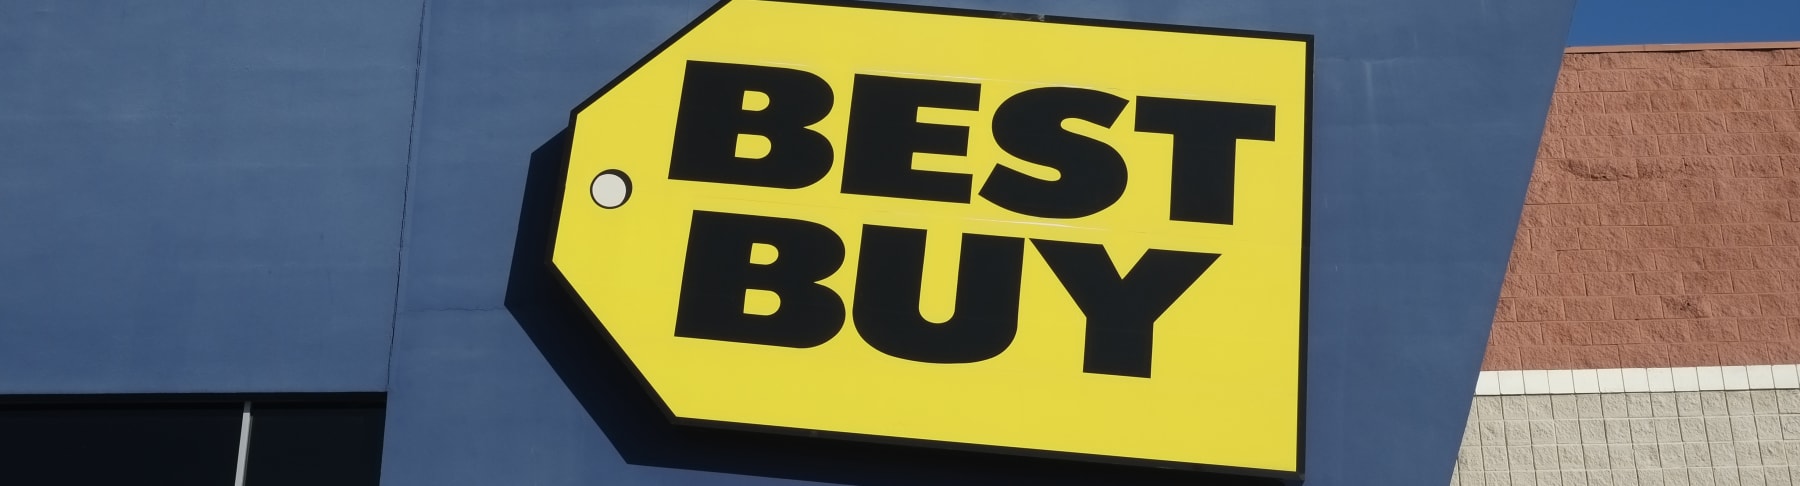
[1473,364,1800,395]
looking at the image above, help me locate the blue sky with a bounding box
[1569,0,1800,46]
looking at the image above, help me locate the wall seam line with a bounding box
[384,0,432,391]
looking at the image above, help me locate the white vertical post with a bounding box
[234,401,253,486]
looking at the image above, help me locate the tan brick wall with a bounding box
[1487,49,1800,370]
[1450,390,1800,486]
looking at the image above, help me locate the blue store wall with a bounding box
[0,0,1575,484]
[0,0,418,394]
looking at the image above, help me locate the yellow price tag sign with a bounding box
[552,0,1309,476]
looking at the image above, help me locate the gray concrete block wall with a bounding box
[1452,390,1800,486]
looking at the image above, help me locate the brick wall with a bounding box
[1451,390,1800,486]
[1487,48,1800,370]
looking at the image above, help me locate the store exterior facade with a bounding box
[1454,44,1800,486]
[1,0,1584,484]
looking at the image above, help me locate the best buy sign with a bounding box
[551,0,1309,476]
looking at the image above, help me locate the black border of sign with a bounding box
[551,0,1313,480]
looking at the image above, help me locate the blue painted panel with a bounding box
[383,1,1572,486]
[393,0,718,313]
[0,0,421,393]
[382,310,826,486]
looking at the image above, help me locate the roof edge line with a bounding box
[1567,41,1800,53]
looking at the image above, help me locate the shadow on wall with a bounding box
[503,128,1287,486]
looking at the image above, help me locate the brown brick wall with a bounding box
[1485,48,1800,370]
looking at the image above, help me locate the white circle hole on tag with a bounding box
[591,170,632,209]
